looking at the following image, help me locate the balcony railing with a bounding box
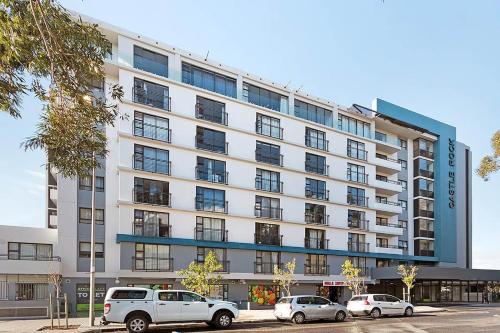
[414,149,435,160]
[348,242,370,253]
[254,233,283,246]
[376,243,400,249]
[414,209,434,218]
[347,194,369,207]
[347,170,369,184]
[134,54,168,78]
[348,219,369,230]
[195,197,228,214]
[133,120,172,143]
[414,229,435,238]
[133,189,171,207]
[255,151,284,167]
[195,139,228,155]
[414,189,434,198]
[376,197,401,206]
[0,254,61,262]
[305,136,329,151]
[415,250,435,257]
[196,259,230,273]
[133,154,171,175]
[133,87,171,111]
[304,264,330,276]
[376,176,401,185]
[415,169,435,179]
[305,237,329,249]
[256,122,284,140]
[347,147,368,161]
[305,189,329,201]
[255,176,283,193]
[132,256,173,272]
[195,167,228,184]
[254,262,283,274]
[254,205,282,220]
[194,227,228,242]
[305,213,329,226]
[133,221,171,238]
[376,220,402,228]
[305,162,329,176]
[376,153,400,164]
[195,102,228,126]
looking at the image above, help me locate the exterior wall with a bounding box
[454,142,472,269]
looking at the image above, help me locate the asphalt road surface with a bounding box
[115,306,500,333]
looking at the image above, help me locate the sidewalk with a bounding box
[0,306,446,333]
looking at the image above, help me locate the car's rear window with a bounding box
[277,297,292,304]
[350,296,367,301]
[111,290,148,300]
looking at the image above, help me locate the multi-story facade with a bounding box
[1,14,497,318]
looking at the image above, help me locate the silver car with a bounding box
[274,295,348,324]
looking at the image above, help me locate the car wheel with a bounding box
[404,307,413,317]
[292,312,306,324]
[335,310,346,322]
[214,311,233,329]
[370,308,381,319]
[126,314,149,333]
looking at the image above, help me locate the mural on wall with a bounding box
[248,285,278,305]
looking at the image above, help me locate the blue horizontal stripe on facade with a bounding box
[116,234,439,262]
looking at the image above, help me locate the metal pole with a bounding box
[64,293,69,329]
[89,164,96,326]
[49,293,53,329]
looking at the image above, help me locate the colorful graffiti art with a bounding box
[248,285,279,305]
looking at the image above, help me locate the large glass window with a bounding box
[197,248,228,272]
[255,169,281,193]
[133,45,168,78]
[256,114,282,139]
[255,222,281,245]
[348,209,367,229]
[195,126,227,154]
[196,157,227,184]
[133,177,170,206]
[347,139,368,161]
[414,178,434,198]
[8,243,53,261]
[255,251,280,274]
[255,196,281,220]
[195,96,227,125]
[243,83,288,113]
[347,163,368,184]
[305,254,328,275]
[337,114,371,138]
[255,141,282,166]
[79,176,104,192]
[294,100,333,127]
[414,219,435,238]
[182,62,236,98]
[305,228,326,249]
[133,144,169,175]
[414,138,435,159]
[414,239,435,257]
[348,233,368,252]
[79,208,104,225]
[133,210,170,238]
[134,111,170,142]
[195,216,226,242]
[195,187,226,213]
[414,198,434,218]
[305,153,327,175]
[414,158,435,179]
[305,127,328,151]
[134,244,171,271]
[133,78,170,111]
[305,203,327,225]
[305,178,328,200]
[79,242,104,258]
[347,186,367,207]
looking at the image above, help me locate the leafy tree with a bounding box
[179,251,223,297]
[341,259,364,296]
[273,258,297,297]
[397,264,418,302]
[477,130,500,181]
[0,0,123,177]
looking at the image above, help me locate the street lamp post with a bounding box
[89,163,96,326]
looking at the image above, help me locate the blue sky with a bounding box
[1,0,498,268]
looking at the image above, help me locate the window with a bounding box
[376,217,388,226]
[133,177,170,206]
[256,141,282,166]
[305,254,328,275]
[348,210,366,229]
[348,256,367,273]
[208,284,228,301]
[337,114,371,138]
[414,198,434,217]
[255,169,281,193]
[15,283,48,300]
[414,239,434,256]
[133,45,168,78]
[196,126,227,154]
[79,242,104,258]
[133,78,170,111]
[255,251,280,273]
[400,180,407,190]
[112,289,148,300]
[294,100,333,127]
[414,178,434,198]
[305,127,328,151]
[305,153,327,175]
[313,297,330,305]
[297,296,314,304]
[243,82,288,113]
[347,139,367,160]
[134,111,170,142]
[255,222,281,245]
[399,220,408,229]
[347,187,367,207]
[376,238,389,248]
[133,210,170,237]
[347,163,367,184]
[255,196,281,220]
[134,243,171,271]
[414,158,434,179]
[182,291,203,302]
[399,138,407,149]
[399,240,408,250]
[399,159,407,169]
[79,208,104,225]
[375,131,387,142]
[256,113,282,139]
[196,157,227,184]
[182,62,236,98]
[415,219,434,237]
[414,138,434,159]
[305,228,326,249]
[195,187,226,213]
[158,292,177,301]
[196,216,226,242]
[348,233,367,252]
[399,200,408,210]
[197,247,228,272]
[305,178,328,200]
[8,243,53,261]
[79,175,105,192]
[195,96,227,125]
[134,144,169,175]
[305,203,327,225]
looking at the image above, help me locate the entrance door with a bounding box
[329,287,340,303]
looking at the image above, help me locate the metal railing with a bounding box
[133,189,171,207]
[414,229,435,238]
[196,259,230,273]
[347,170,369,184]
[305,188,329,201]
[134,54,168,78]
[255,176,283,193]
[305,135,329,151]
[133,154,171,175]
[415,250,435,257]
[195,139,228,155]
[348,242,370,253]
[376,220,403,228]
[194,227,228,242]
[254,262,283,274]
[133,120,171,143]
[304,264,330,276]
[133,86,171,111]
[254,233,283,246]
[348,219,369,230]
[375,197,401,206]
[347,147,368,161]
[0,254,61,261]
[414,149,435,159]
[255,151,283,167]
[305,237,329,249]
[305,213,329,226]
[376,243,400,249]
[195,167,228,184]
[347,194,369,207]
[414,209,434,218]
[133,221,171,238]
[305,162,329,176]
[376,153,400,164]
[414,189,434,198]
[256,122,284,140]
[254,205,283,220]
[132,256,173,272]
[195,197,228,214]
[375,176,401,185]
[196,102,228,126]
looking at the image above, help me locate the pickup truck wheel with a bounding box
[126,314,149,333]
[214,311,232,329]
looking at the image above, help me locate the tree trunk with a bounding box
[56,286,60,328]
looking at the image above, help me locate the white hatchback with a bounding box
[347,294,413,318]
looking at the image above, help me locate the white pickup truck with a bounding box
[101,287,240,332]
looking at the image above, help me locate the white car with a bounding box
[347,294,413,318]
[101,287,239,332]
[274,295,348,324]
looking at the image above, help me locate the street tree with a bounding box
[341,259,364,296]
[476,130,500,181]
[397,264,418,303]
[179,251,223,297]
[273,258,297,297]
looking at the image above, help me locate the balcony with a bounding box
[254,233,283,246]
[374,132,400,154]
[133,221,171,238]
[255,176,283,194]
[414,149,435,160]
[195,139,228,155]
[0,255,61,274]
[415,250,435,257]
[132,256,173,272]
[373,177,402,196]
[414,229,435,238]
[133,86,171,111]
[195,167,228,184]
[194,227,228,242]
[305,237,329,250]
[133,189,171,207]
[133,155,171,176]
[305,213,329,226]
[254,205,282,220]
[196,259,230,273]
[347,170,369,185]
[414,209,434,218]
[347,194,369,208]
[375,244,403,255]
[305,162,329,176]
[374,154,401,174]
[304,264,330,276]
[255,151,283,167]
[254,262,283,274]
[347,147,368,161]
[133,119,172,143]
[256,122,284,140]
[348,242,370,253]
[372,221,404,236]
[196,102,228,126]
[373,198,402,215]
[305,136,329,152]
[414,188,434,199]
[195,197,228,214]
[348,219,369,231]
[305,189,329,201]
[415,169,434,179]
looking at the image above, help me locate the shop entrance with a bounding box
[328,286,341,302]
